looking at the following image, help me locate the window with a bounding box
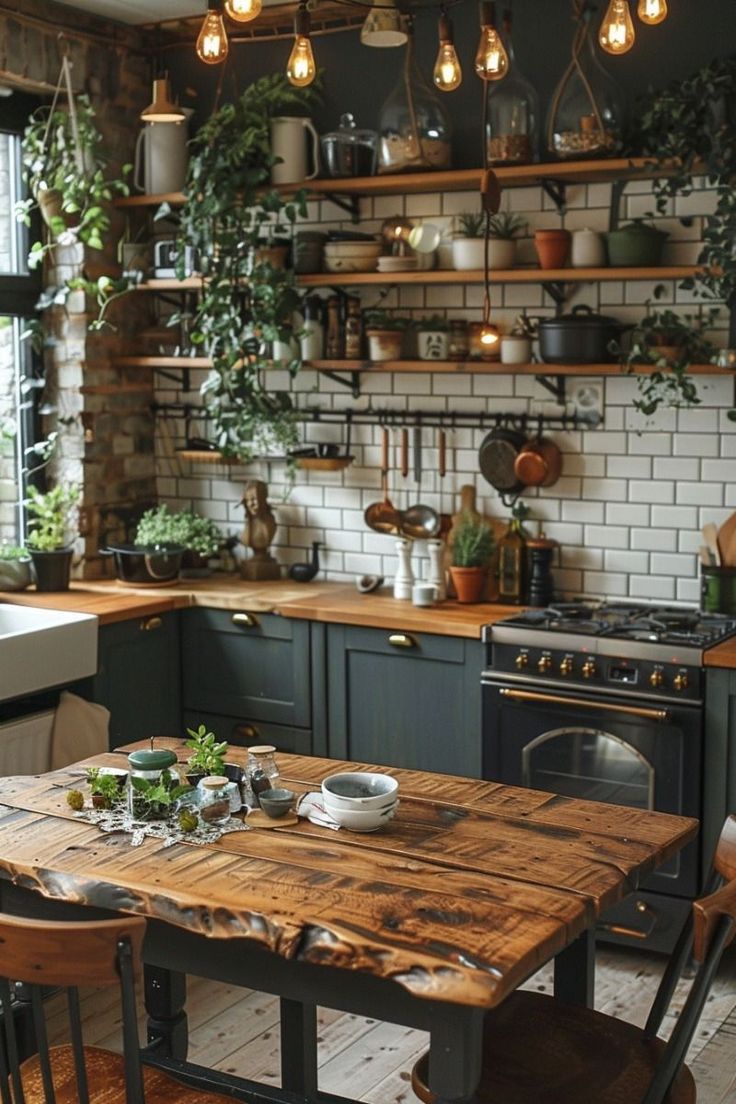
[0,91,42,546]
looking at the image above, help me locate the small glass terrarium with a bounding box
[485,9,539,165]
[126,744,181,821]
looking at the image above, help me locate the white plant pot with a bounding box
[571,228,606,268]
[451,238,485,271]
[500,335,532,365]
[487,238,517,269]
[272,335,298,365]
[367,330,403,362]
[417,331,449,360]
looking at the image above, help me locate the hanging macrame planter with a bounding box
[36,54,86,230]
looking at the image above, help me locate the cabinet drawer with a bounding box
[342,625,466,664]
[182,608,311,727]
[183,711,311,756]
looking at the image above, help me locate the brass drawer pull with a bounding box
[232,612,259,628]
[388,633,416,649]
[140,616,162,632]
[235,724,259,741]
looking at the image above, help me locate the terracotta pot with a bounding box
[648,342,686,366]
[366,329,404,362]
[256,243,290,269]
[449,565,488,604]
[534,229,571,270]
[514,438,562,488]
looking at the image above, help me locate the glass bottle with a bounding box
[344,297,363,359]
[448,319,469,361]
[126,743,179,821]
[377,21,452,174]
[546,4,624,160]
[246,745,279,785]
[300,295,324,361]
[486,8,539,165]
[198,776,231,827]
[497,505,530,605]
[325,296,343,359]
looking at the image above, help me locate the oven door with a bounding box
[481,675,700,897]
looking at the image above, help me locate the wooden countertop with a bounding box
[0,578,516,639]
[704,637,736,669]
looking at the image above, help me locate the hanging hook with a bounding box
[57,32,71,59]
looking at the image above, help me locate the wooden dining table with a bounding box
[0,738,697,1104]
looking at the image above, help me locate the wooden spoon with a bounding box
[702,522,721,567]
[717,511,736,566]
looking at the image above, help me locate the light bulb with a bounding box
[433,13,462,92]
[479,323,499,347]
[474,2,509,82]
[196,5,229,64]
[225,0,261,22]
[287,35,316,87]
[599,0,636,54]
[638,0,667,23]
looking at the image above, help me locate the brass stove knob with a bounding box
[673,672,689,692]
[538,654,552,674]
[515,652,529,670]
[581,659,597,679]
[559,657,573,676]
[649,669,664,689]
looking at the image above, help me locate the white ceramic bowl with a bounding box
[324,241,380,255]
[322,797,397,832]
[324,256,379,273]
[321,771,399,810]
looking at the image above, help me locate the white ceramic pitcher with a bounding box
[134,113,191,195]
[270,116,320,185]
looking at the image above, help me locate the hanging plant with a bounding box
[176,73,320,462]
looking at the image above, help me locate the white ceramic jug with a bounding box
[134,113,191,196]
[270,116,320,186]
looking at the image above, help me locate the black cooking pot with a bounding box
[537,305,624,365]
[100,543,185,586]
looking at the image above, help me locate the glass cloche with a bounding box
[377,21,452,174]
[546,1,625,159]
[485,8,539,165]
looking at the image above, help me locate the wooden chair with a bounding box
[412,815,736,1104]
[0,912,237,1103]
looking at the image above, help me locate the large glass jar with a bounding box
[546,5,624,160]
[377,23,452,174]
[126,745,179,821]
[485,10,539,165]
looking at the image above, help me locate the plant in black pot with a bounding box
[135,506,222,576]
[25,484,80,592]
[185,724,229,786]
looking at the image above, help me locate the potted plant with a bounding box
[185,724,228,786]
[135,506,223,574]
[449,512,494,604]
[487,212,526,268]
[534,227,571,270]
[86,768,127,810]
[364,311,408,362]
[0,545,32,592]
[501,313,536,366]
[24,484,80,592]
[452,212,485,271]
[414,315,449,360]
[128,769,192,822]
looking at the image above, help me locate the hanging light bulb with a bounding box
[474,1,509,82]
[287,3,316,88]
[225,0,261,22]
[433,11,462,92]
[637,0,667,24]
[196,0,229,64]
[599,0,636,54]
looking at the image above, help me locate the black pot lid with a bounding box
[538,305,620,328]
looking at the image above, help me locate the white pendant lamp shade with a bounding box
[361,0,408,47]
[141,78,186,123]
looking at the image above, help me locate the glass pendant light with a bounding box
[287,3,316,87]
[485,8,539,164]
[196,0,229,65]
[638,0,668,23]
[433,11,462,92]
[225,0,261,22]
[599,0,636,54]
[474,0,509,82]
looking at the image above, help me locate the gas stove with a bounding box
[484,601,736,704]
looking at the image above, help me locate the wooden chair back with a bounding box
[0,913,148,1104]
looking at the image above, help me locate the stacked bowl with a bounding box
[323,239,381,273]
[321,771,399,832]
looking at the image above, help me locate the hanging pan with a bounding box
[478,422,527,506]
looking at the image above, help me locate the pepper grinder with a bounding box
[425,539,446,601]
[393,538,414,600]
[526,536,557,607]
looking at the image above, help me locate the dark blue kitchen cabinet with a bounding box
[326,624,484,777]
[182,711,312,755]
[91,611,181,749]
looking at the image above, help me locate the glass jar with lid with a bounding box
[320,113,378,178]
[246,745,280,810]
[448,319,469,361]
[198,776,231,827]
[485,9,539,165]
[126,744,179,820]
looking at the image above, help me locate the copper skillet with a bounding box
[364,427,401,534]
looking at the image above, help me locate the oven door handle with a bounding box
[498,687,670,723]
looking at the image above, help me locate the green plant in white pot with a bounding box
[452,212,485,271]
[364,311,408,363]
[25,484,80,592]
[0,545,33,592]
[414,315,449,361]
[487,212,526,269]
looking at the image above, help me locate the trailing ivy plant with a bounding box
[176,73,320,462]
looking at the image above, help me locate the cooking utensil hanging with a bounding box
[514,420,562,488]
[400,423,440,540]
[364,427,401,535]
[478,421,527,506]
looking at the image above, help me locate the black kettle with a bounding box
[289,541,321,583]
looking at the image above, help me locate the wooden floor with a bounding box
[46,944,736,1103]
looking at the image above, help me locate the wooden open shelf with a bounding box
[80,383,154,395]
[113,355,212,369]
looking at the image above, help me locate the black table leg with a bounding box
[428,1006,485,1103]
[144,965,188,1059]
[280,997,318,1101]
[554,929,595,1007]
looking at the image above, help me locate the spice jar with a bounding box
[198,776,231,827]
[126,744,179,820]
[448,319,469,361]
[247,745,279,784]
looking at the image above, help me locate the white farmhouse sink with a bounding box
[0,604,98,702]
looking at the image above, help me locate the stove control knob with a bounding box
[673,672,689,692]
[538,654,552,674]
[649,669,664,688]
[515,652,529,670]
[559,657,573,676]
[581,659,597,679]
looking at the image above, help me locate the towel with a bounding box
[50,691,110,770]
[296,791,341,830]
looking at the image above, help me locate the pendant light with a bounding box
[599,0,636,54]
[225,0,262,22]
[433,10,462,92]
[479,168,501,350]
[140,76,186,123]
[361,0,408,48]
[287,2,317,87]
[196,0,229,65]
[638,0,668,23]
[474,1,509,82]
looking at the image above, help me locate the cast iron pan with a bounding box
[478,425,527,505]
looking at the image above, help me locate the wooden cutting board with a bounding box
[717,512,736,567]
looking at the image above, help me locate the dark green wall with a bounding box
[167,0,736,167]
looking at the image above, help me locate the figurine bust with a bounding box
[240,480,280,581]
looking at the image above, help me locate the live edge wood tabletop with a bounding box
[0,738,697,1104]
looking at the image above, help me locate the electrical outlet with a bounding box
[569,377,604,425]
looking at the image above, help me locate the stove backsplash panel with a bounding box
[154,176,732,604]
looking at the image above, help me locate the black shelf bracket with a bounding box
[155,365,192,391]
[321,369,362,398]
[541,179,568,217]
[541,281,569,310]
[534,373,568,405]
[321,192,361,224]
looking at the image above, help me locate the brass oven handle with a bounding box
[140,616,162,632]
[232,612,259,628]
[499,687,669,723]
[388,633,416,649]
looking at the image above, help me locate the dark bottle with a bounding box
[250,768,272,809]
[344,297,363,359]
[525,536,557,606]
[325,295,343,359]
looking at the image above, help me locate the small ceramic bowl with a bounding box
[258,787,296,818]
[322,771,399,810]
[322,797,397,832]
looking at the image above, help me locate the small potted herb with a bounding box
[25,484,80,592]
[86,768,127,810]
[452,212,485,271]
[414,315,449,361]
[622,301,719,416]
[487,212,526,269]
[501,313,536,366]
[135,506,223,575]
[185,724,228,786]
[450,512,494,604]
[364,311,408,362]
[0,545,32,592]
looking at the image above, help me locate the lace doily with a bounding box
[73,805,251,848]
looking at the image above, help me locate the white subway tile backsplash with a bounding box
[631,528,677,552]
[604,549,649,574]
[651,505,698,528]
[629,575,675,600]
[629,481,675,504]
[606,503,650,526]
[676,482,723,507]
[650,552,696,576]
